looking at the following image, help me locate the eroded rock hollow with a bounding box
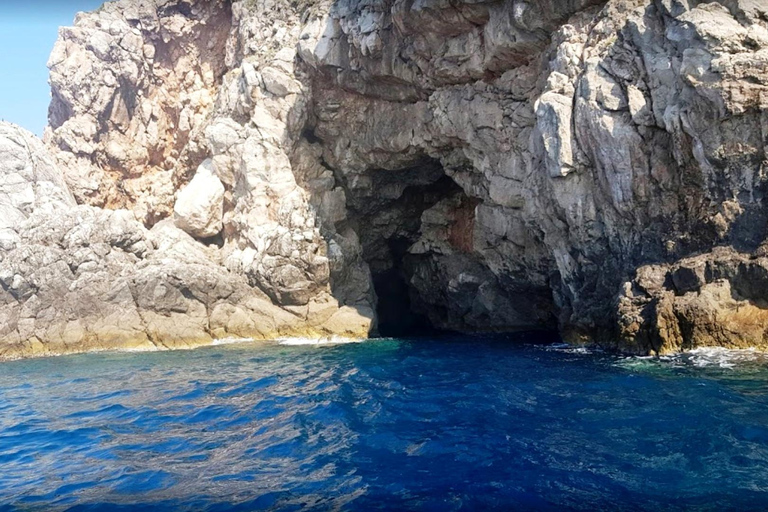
[1,0,768,359]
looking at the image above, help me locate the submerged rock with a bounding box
[2,0,768,358]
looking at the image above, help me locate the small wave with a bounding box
[119,345,166,353]
[211,337,255,346]
[621,347,768,370]
[673,347,765,369]
[277,336,364,347]
[540,343,601,355]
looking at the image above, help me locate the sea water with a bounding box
[1,335,768,511]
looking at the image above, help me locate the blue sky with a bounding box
[0,1,105,135]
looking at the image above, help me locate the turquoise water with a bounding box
[2,336,768,511]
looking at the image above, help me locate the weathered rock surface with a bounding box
[0,197,372,359]
[0,124,76,251]
[173,159,224,238]
[3,0,768,358]
[45,0,231,225]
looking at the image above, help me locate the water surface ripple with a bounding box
[2,336,768,510]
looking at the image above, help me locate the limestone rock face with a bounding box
[45,0,232,225]
[3,0,768,357]
[290,0,768,351]
[618,248,768,355]
[1,122,372,360]
[173,159,224,239]
[0,123,76,250]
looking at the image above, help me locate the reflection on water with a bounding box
[1,337,768,510]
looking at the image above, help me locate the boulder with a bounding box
[173,159,225,239]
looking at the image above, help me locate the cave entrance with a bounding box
[373,236,437,337]
[343,160,466,338]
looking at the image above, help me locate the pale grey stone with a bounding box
[173,159,225,239]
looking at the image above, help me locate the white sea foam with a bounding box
[541,342,768,370]
[211,337,255,346]
[119,345,165,353]
[277,336,365,347]
[673,347,764,369]
[621,346,768,370]
[541,342,601,355]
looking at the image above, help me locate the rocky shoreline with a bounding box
[0,122,371,361]
[2,0,768,359]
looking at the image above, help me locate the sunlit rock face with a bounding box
[45,1,232,226]
[173,159,225,239]
[0,119,370,361]
[2,0,768,358]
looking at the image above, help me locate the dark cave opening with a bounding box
[330,155,559,338]
[341,160,466,338]
[373,237,441,338]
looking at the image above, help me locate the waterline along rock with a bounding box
[1,0,768,358]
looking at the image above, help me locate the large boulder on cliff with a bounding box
[173,159,225,239]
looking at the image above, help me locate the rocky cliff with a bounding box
[1,0,767,359]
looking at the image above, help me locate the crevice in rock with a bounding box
[199,232,225,249]
[373,236,440,338]
[48,89,73,131]
[301,128,323,145]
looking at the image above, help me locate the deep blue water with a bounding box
[2,336,768,511]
